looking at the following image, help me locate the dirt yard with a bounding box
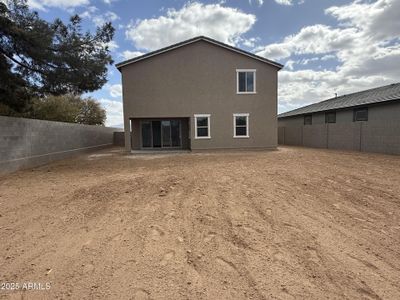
[0,147,399,300]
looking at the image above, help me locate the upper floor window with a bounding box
[237,69,256,94]
[353,107,368,121]
[233,113,249,138]
[304,114,312,125]
[194,114,211,139]
[325,111,336,123]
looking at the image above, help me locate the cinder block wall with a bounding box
[0,116,119,174]
[278,102,400,155]
[113,131,125,147]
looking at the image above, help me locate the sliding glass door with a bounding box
[152,121,161,148]
[141,121,152,148]
[171,120,181,147]
[162,121,172,147]
[141,120,181,149]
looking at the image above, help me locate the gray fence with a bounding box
[278,120,400,155]
[113,131,125,147]
[0,116,120,174]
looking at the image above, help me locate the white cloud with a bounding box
[120,50,146,60]
[125,2,256,51]
[27,0,89,10]
[242,37,259,48]
[80,8,120,28]
[249,0,264,6]
[285,60,295,71]
[92,11,120,27]
[256,44,291,60]
[299,57,319,65]
[321,54,336,61]
[79,5,97,18]
[108,40,119,51]
[255,0,400,113]
[107,84,122,98]
[326,0,400,41]
[103,0,118,4]
[275,0,292,5]
[256,24,358,60]
[99,99,123,127]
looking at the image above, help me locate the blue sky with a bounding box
[24,0,400,126]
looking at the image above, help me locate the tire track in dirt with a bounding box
[1,147,400,299]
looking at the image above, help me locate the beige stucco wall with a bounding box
[120,40,279,150]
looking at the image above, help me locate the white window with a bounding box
[236,69,256,94]
[233,113,249,138]
[194,114,211,139]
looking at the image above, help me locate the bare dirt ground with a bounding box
[0,146,399,300]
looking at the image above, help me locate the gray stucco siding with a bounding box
[278,101,400,155]
[120,40,279,151]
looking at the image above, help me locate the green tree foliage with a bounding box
[32,94,106,125]
[32,94,81,123]
[0,0,114,114]
[0,52,31,114]
[76,98,107,125]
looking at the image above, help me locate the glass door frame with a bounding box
[140,119,183,150]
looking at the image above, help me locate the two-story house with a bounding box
[116,36,283,151]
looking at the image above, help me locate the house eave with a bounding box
[115,36,284,71]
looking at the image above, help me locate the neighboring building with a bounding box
[278,83,400,155]
[116,36,283,151]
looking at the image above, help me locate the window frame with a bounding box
[353,107,368,122]
[304,114,312,125]
[233,113,250,138]
[194,114,211,139]
[325,111,336,123]
[236,69,256,94]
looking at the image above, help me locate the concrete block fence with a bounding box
[0,116,121,174]
[278,120,400,155]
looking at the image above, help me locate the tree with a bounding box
[32,94,82,123]
[0,0,114,114]
[32,94,106,125]
[0,53,31,114]
[76,98,106,125]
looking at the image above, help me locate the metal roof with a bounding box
[278,83,400,118]
[115,36,284,70]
